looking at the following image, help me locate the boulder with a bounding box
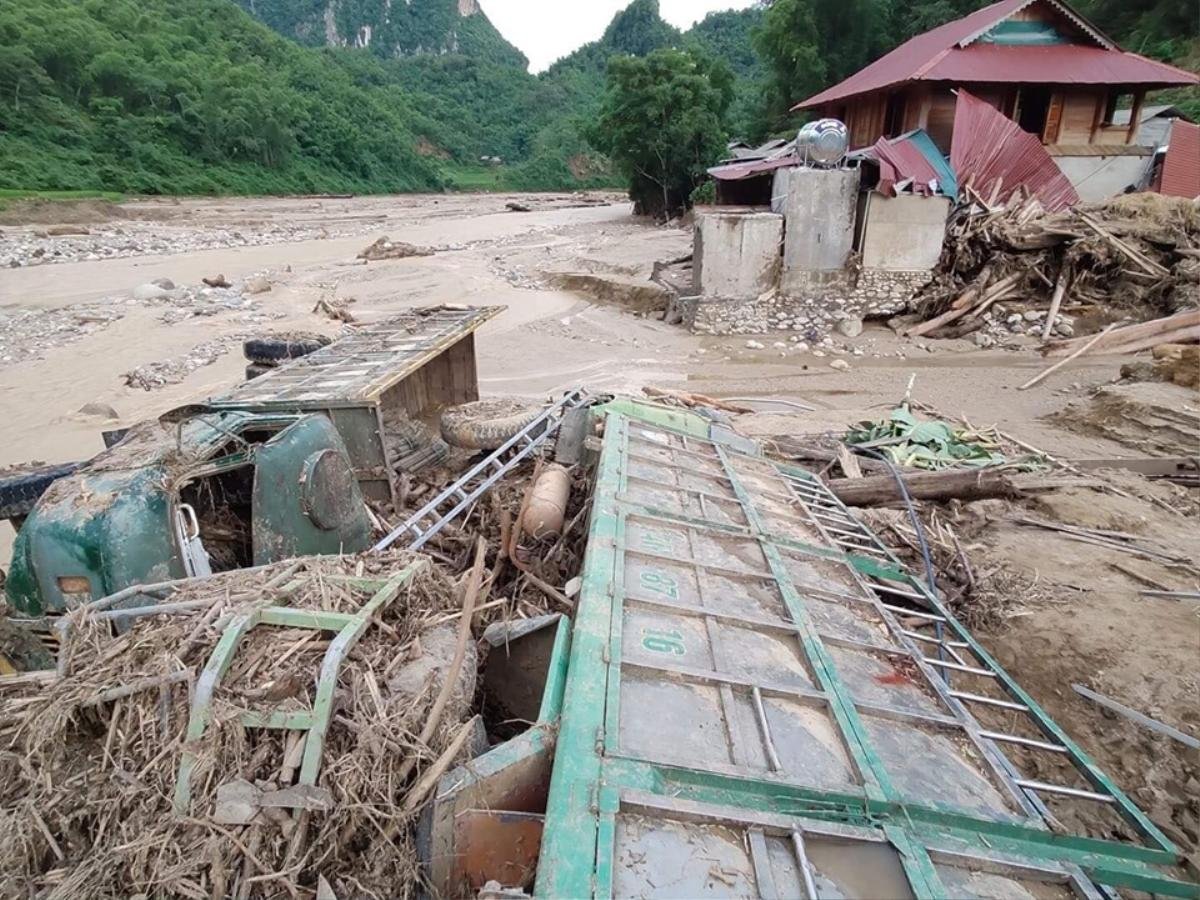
[244,276,272,294]
[835,316,864,338]
[132,283,170,302]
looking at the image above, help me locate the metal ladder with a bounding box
[172,565,419,813]
[375,390,590,552]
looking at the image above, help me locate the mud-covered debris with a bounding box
[358,236,435,261]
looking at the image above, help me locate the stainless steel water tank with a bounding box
[797,119,849,167]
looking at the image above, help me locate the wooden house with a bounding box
[795,0,1198,159]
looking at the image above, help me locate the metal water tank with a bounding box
[797,119,849,167]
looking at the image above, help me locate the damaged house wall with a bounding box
[687,169,946,335]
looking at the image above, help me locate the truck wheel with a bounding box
[243,333,331,365]
[441,399,545,451]
[245,363,273,381]
[0,462,80,521]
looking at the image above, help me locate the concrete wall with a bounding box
[694,210,783,301]
[775,167,860,295]
[1054,155,1152,202]
[859,194,950,270]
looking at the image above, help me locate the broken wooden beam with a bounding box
[828,468,1027,506]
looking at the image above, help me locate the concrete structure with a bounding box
[858,193,949,269]
[775,166,860,294]
[694,211,783,301]
[1052,152,1153,202]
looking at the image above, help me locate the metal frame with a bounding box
[534,407,1200,899]
[172,565,420,813]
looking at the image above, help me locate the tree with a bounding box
[588,48,734,219]
[755,0,887,134]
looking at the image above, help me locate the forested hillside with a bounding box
[0,0,446,194]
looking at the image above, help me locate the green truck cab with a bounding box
[5,305,501,619]
[6,411,372,616]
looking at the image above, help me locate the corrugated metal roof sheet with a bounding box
[708,148,800,182]
[1158,120,1200,199]
[872,129,959,199]
[950,89,1079,210]
[795,0,1197,110]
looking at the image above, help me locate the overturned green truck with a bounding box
[5,306,501,618]
[423,399,1200,899]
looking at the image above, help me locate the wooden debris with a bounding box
[1018,322,1119,390]
[642,386,752,414]
[829,469,1027,506]
[909,194,1198,340]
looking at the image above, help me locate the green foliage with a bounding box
[589,48,733,219]
[846,407,1044,471]
[0,0,446,195]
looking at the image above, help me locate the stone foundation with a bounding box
[684,268,933,335]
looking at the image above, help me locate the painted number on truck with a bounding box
[639,529,675,556]
[641,627,686,657]
[638,569,679,600]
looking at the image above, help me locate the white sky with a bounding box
[480,1,759,72]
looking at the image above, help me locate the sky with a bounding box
[480,1,760,72]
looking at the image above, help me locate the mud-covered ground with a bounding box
[1,192,1196,864]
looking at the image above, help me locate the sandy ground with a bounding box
[1,192,1197,859]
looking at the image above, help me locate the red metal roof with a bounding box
[708,152,799,182]
[873,133,949,197]
[1157,120,1200,199]
[950,89,1079,210]
[795,0,1198,110]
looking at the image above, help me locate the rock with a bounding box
[1023,310,1042,322]
[151,277,175,290]
[829,359,851,371]
[78,402,119,419]
[358,236,435,261]
[793,341,809,352]
[202,274,231,288]
[1055,322,1075,337]
[388,624,477,722]
[835,316,864,338]
[46,225,90,236]
[973,332,996,349]
[772,341,787,349]
[812,350,826,358]
[745,340,764,350]
[505,201,532,213]
[244,276,272,294]
[132,283,170,302]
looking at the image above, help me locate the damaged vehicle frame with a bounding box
[5,305,502,619]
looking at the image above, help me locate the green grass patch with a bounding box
[441,165,507,192]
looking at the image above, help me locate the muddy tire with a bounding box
[440,399,545,451]
[245,363,274,381]
[243,334,331,365]
[0,463,80,521]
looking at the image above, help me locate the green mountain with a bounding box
[0,0,446,194]
[235,0,527,68]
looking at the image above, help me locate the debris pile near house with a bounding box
[906,192,1200,344]
[0,547,568,899]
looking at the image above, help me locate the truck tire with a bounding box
[243,334,331,365]
[0,462,80,521]
[440,399,544,451]
[245,363,273,381]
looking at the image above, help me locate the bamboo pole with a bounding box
[1019,322,1119,390]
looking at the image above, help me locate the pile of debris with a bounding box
[0,550,548,899]
[906,193,1200,344]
